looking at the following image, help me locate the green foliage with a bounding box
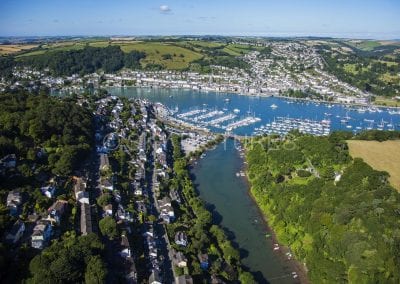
[99,216,117,240]
[169,134,244,280]
[246,134,400,283]
[28,233,106,283]
[84,255,107,284]
[354,130,400,142]
[96,194,112,207]
[239,270,257,284]
[319,46,400,97]
[0,92,93,176]
[20,46,146,76]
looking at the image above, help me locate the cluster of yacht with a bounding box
[253,116,331,136]
[175,107,261,131]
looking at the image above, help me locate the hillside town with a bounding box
[1,40,373,105]
[2,93,226,283]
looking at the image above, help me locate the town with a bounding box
[1,92,250,283]
[2,39,387,106]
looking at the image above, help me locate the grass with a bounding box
[379,73,400,84]
[373,97,400,107]
[343,63,370,74]
[0,44,38,55]
[347,140,400,191]
[347,40,382,51]
[16,40,204,70]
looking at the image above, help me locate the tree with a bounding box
[99,216,117,240]
[85,255,107,284]
[28,233,105,283]
[239,270,256,284]
[96,194,112,207]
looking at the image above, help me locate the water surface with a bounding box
[192,139,295,283]
[111,87,400,135]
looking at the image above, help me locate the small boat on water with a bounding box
[233,108,240,114]
[270,104,278,109]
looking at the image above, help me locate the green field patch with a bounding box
[347,40,381,51]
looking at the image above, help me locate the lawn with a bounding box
[347,140,400,191]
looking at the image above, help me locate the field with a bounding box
[15,39,259,70]
[347,40,382,51]
[16,40,209,69]
[374,97,400,107]
[347,140,400,190]
[0,44,38,55]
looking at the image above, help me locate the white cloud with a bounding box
[159,5,171,14]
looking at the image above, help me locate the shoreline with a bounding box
[238,141,310,284]
[110,85,400,110]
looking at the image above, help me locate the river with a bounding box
[106,87,400,282]
[191,139,296,283]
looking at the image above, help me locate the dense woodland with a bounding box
[0,46,146,77]
[0,92,94,176]
[19,46,146,76]
[28,232,107,283]
[245,131,400,283]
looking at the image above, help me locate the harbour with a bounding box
[112,87,400,136]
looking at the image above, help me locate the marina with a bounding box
[112,87,400,136]
[253,116,331,136]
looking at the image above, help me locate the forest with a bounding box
[28,232,107,283]
[245,131,400,283]
[0,91,94,176]
[18,46,146,76]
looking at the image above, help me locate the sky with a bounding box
[0,0,399,39]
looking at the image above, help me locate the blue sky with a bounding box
[0,0,399,39]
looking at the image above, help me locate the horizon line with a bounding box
[0,34,399,41]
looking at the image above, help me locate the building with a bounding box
[171,250,188,268]
[47,200,68,224]
[198,253,209,270]
[175,231,188,247]
[74,177,87,200]
[5,219,25,244]
[100,178,114,191]
[148,269,162,284]
[120,234,132,258]
[80,203,92,236]
[6,189,22,216]
[1,154,17,168]
[103,204,113,217]
[41,185,56,198]
[175,275,194,284]
[158,197,175,223]
[99,153,110,171]
[31,220,52,249]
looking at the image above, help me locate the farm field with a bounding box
[346,40,382,51]
[16,40,207,69]
[0,44,38,55]
[347,140,400,190]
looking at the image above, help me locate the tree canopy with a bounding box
[246,132,400,283]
